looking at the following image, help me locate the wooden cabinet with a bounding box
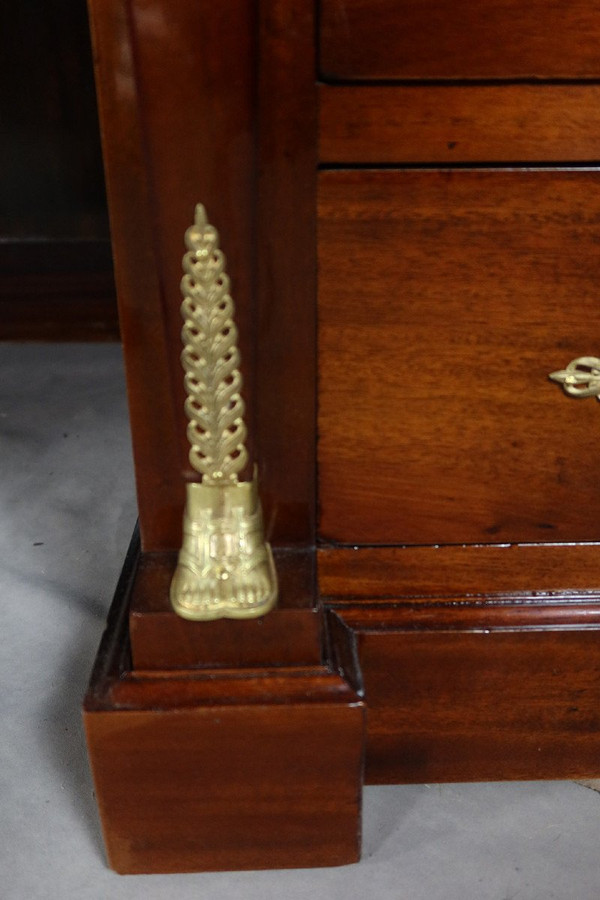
[318,168,600,545]
[319,0,600,79]
[85,0,600,873]
[316,2,600,789]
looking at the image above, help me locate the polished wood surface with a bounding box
[86,0,600,872]
[85,535,364,874]
[87,700,363,873]
[126,0,258,477]
[319,0,600,80]
[130,549,322,668]
[88,0,258,550]
[88,0,182,548]
[255,1,318,544]
[89,0,319,548]
[320,85,600,164]
[319,168,600,545]
[319,544,600,599]
[330,604,600,784]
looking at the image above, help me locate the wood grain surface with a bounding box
[85,534,365,874]
[129,549,322,668]
[126,0,258,479]
[319,544,600,599]
[88,0,258,550]
[319,0,600,80]
[318,168,600,545]
[88,0,184,548]
[86,700,363,873]
[319,85,600,164]
[255,0,318,544]
[330,605,600,784]
[89,0,320,549]
[86,0,600,865]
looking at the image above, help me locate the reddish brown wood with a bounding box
[318,168,600,545]
[319,0,600,81]
[127,0,258,481]
[86,699,363,873]
[88,0,259,550]
[86,0,600,872]
[329,604,600,784]
[330,601,600,631]
[103,666,361,709]
[319,85,600,164]
[84,537,364,874]
[129,549,322,669]
[255,1,318,545]
[87,0,182,548]
[319,544,600,599]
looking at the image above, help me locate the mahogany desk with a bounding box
[84,0,600,872]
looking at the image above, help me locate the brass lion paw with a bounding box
[170,476,278,621]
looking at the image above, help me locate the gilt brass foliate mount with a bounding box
[549,356,600,401]
[170,205,277,621]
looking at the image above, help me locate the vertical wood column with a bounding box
[88,0,258,550]
[255,1,318,546]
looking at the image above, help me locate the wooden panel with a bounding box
[84,533,364,874]
[331,606,600,784]
[129,549,322,668]
[127,0,258,478]
[89,0,319,548]
[87,0,183,548]
[88,0,258,550]
[319,0,600,81]
[319,544,600,599]
[86,700,363,873]
[318,169,600,545]
[319,85,600,164]
[256,1,318,544]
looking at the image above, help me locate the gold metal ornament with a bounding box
[170,204,277,621]
[549,356,600,401]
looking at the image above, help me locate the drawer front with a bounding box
[337,614,600,783]
[319,0,600,81]
[318,168,600,546]
[319,85,600,165]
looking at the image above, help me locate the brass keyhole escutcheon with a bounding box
[549,356,600,401]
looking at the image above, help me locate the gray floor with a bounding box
[2,342,600,900]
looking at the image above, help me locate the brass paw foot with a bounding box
[170,477,278,621]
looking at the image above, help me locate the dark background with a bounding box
[0,1,118,339]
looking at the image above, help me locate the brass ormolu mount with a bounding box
[170,205,277,621]
[549,356,600,401]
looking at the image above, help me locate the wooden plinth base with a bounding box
[84,532,364,874]
[85,531,600,872]
[328,601,600,785]
[321,543,600,785]
[129,549,322,669]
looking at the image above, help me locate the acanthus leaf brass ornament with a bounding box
[170,204,278,621]
[549,356,600,401]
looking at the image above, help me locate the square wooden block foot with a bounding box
[84,534,364,874]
